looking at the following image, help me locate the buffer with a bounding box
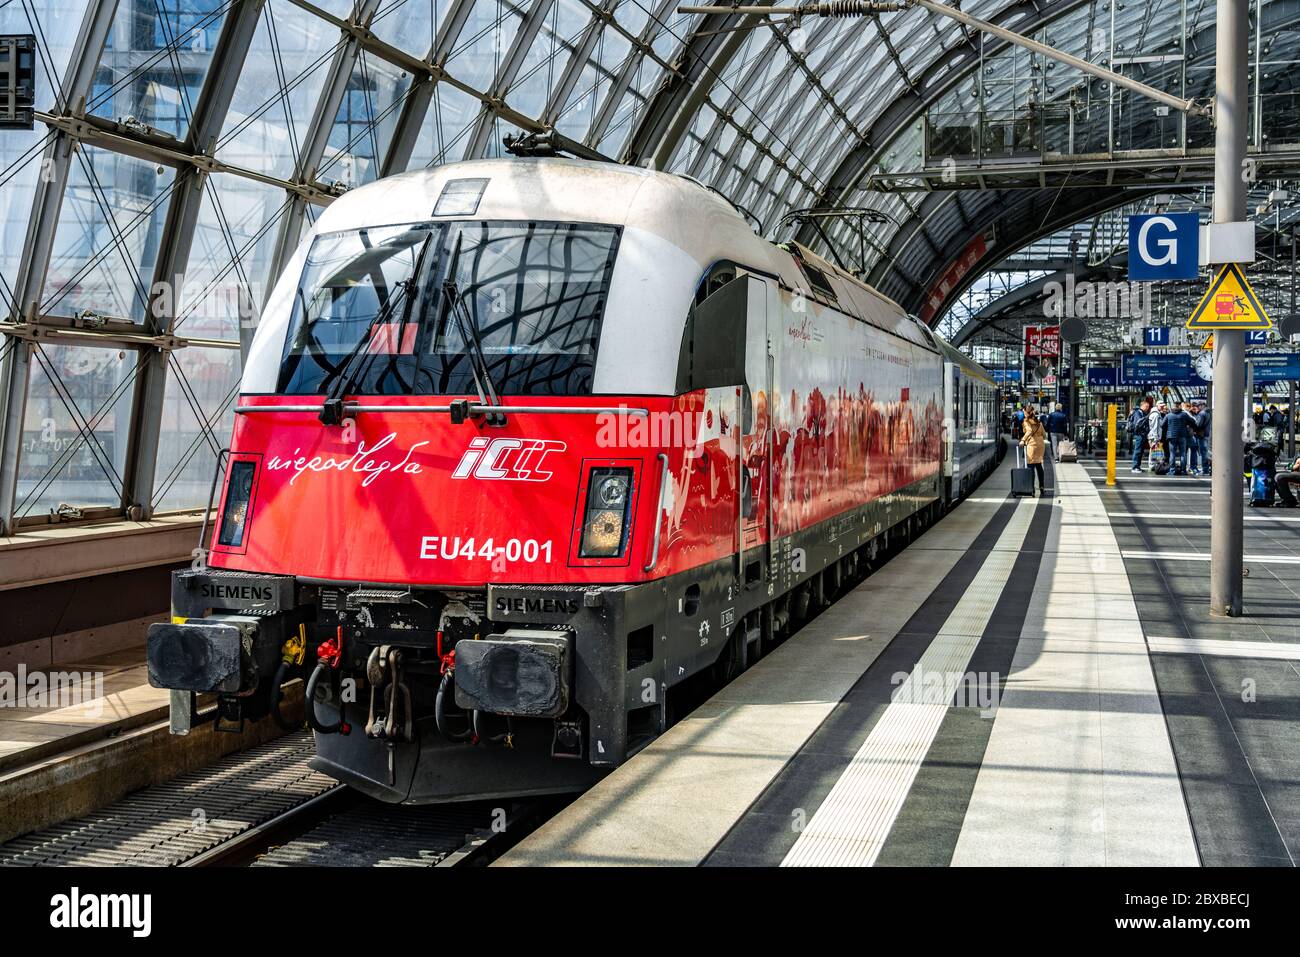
[1186,263,1271,330]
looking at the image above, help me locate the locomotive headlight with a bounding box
[580,468,633,557]
[595,473,628,507]
[217,461,256,547]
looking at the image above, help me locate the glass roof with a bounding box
[1,0,1299,529]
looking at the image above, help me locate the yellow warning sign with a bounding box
[1202,333,1214,350]
[1186,263,1272,330]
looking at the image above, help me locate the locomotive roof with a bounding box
[314,156,736,241]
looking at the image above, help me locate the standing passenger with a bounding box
[1148,402,1166,470]
[1021,406,1048,495]
[1188,400,1207,475]
[1128,399,1152,473]
[1046,403,1069,462]
[1198,402,1213,464]
[1165,402,1196,476]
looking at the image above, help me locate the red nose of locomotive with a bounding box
[205,396,659,586]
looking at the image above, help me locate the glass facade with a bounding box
[0,0,1297,530]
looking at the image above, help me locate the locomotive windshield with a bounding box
[275,220,620,396]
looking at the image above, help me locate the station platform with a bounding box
[502,452,1300,867]
[0,643,169,771]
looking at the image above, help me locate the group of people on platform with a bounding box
[1254,404,1293,432]
[1122,397,1300,507]
[1008,395,1300,507]
[1125,399,1211,477]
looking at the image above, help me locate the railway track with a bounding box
[0,733,540,868]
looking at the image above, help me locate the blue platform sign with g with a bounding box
[1128,212,1200,281]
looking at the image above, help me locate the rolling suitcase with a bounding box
[1058,439,1078,463]
[1011,446,1035,497]
[1250,468,1275,507]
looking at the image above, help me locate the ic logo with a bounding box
[451,437,566,481]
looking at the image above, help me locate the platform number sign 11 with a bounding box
[1143,327,1171,347]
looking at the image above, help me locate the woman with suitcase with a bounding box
[1020,406,1048,495]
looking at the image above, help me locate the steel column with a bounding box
[465,0,560,158]
[123,0,269,520]
[0,0,119,534]
[265,0,382,286]
[375,0,480,181]
[1209,0,1249,617]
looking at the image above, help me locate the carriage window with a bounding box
[276,221,620,396]
[697,266,737,303]
[677,270,748,392]
[797,258,837,301]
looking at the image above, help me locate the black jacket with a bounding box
[1165,410,1196,441]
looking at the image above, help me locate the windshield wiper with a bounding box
[439,232,506,426]
[318,233,433,425]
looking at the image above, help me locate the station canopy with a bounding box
[1,0,1299,529]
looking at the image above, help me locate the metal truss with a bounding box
[3,0,1300,537]
[865,151,1300,194]
[0,0,625,533]
[804,0,1300,323]
[948,204,1300,355]
[0,0,118,533]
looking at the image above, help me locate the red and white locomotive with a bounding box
[148,158,1000,803]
